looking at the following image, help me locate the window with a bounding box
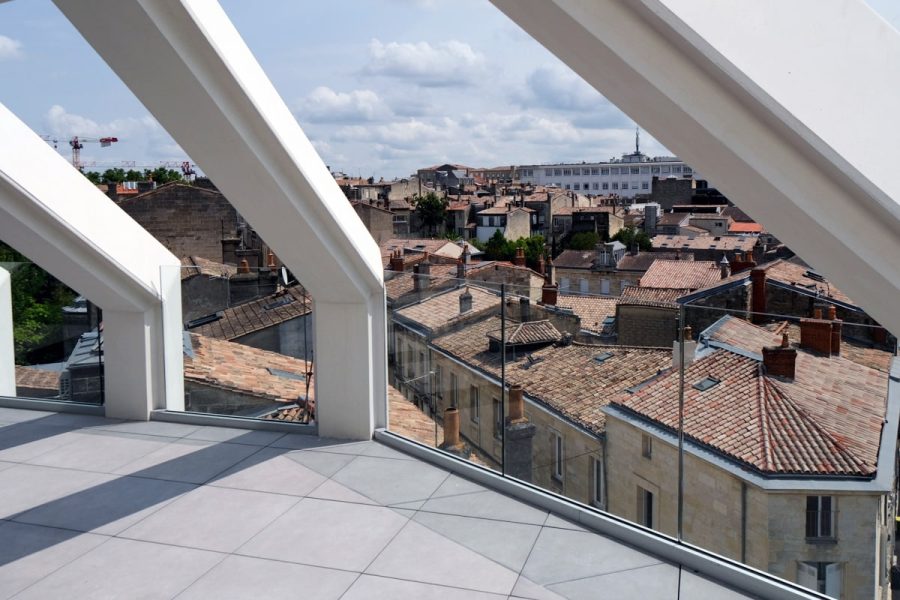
[632,183,639,189]
[583,182,589,190]
[642,182,649,190]
[559,277,570,292]
[406,344,414,378]
[602,182,609,190]
[612,183,618,190]
[592,182,599,190]
[622,181,629,189]
[563,168,572,176]
[574,183,580,190]
[641,433,652,458]
[684,167,693,175]
[590,168,599,175]
[601,168,610,175]
[797,562,842,597]
[662,166,671,173]
[450,373,459,408]
[579,278,589,294]
[434,364,442,399]
[554,168,562,176]
[611,167,620,175]
[673,165,682,173]
[591,456,604,508]
[572,168,581,176]
[637,487,654,528]
[651,166,660,174]
[545,169,553,177]
[493,397,502,439]
[600,278,610,295]
[630,167,639,174]
[469,385,479,423]
[419,352,425,381]
[552,431,564,481]
[640,166,650,174]
[565,184,571,190]
[806,496,835,539]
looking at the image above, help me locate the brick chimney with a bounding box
[266,251,276,269]
[459,288,473,314]
[389,250,404,272]
[541,280,558,306]
[536,255,545,276]
[750,267,767,323]
[827,305,842,355]
[440,407,464,453]
[456,257,465,279]
[800,317,833,356]
[513,247,526,267]
[238,258,250,274]
[505,384,536,482]
[763,333,797,379]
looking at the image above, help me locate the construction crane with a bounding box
[40,135,119,171]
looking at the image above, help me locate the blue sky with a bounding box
[1,0,897,179]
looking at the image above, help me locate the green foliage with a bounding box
[568,231,600,250]
[413,192,448,235]
[102,168,126,184]
[142,167,183,184]
[0,242,76,364]
[482,231,546,269]
[612,226,652,252]
[83,171,102,185]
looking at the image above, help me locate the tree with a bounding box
[413,191,448,236]
[568,231,599,250]
[101,168,126,184]
[143,167,183,184]
[484,230,509,261]
[612,226,652,251]
[482,232,547,269]
[124,169,143,181]
[83,171,102,185]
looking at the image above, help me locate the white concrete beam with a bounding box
[490,0,900,337]
[0,267,13,397]
[0,103,183,417]
[53,0,387,437]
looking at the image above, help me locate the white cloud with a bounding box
[0,35,23,60]
[295,86,391,123]
[514,65,628,129]
[43,105,187,164]
[365,39,486,87]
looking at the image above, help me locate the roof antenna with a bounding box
[635,126,640,155]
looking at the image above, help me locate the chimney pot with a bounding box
[440,407,462,450]
[541,282,558,306]
[827,305,837,320]
[508,384,525,422]
[750,268,767,323]
[238,259,250,274]
[813,307,823,319]
[459,288,473,314]
[267,251,276,269]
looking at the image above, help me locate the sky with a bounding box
[0,0,898,180]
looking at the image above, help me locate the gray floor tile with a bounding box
[521,527,661,587]
[543,513,585,531]
[342,575,509,600]
[0,425,83,463]
[389,499,426,509]
[420,489,547,525]
[547,562,679,599]
[12,537,223,600]
[283,447,357,477]
[0,462,14,473]
[0,522,106,600]
[510,576,568,600]
[412,511,541,572]
[184,426,285,446]
[176,554,357,600]
[113,438,260,484]
[238,497,407,571]
[13,475,195,535]
[679,570,759,599]
[208,447,327,496]
[359,442,418,460]
[0,464,111,519]
[430,473,487,498]
[308,479,378,505]
[119,485,298,553]
[331,455,448,505]
[0,407,56,423]
[366,520,519,595]
[269,433,346,450]
[94,420,200,438]
[26,430,173,473]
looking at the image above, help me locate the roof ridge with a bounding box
[756,364,774,471]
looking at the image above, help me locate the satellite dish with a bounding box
[281,266,290,286]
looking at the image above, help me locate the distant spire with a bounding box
[635,126,640,154]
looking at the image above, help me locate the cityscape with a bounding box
[1,1,899,600]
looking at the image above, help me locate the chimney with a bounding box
[763,333,797,379]
[546,191,551,201]
[440,407,464,453]
[505,384,536,482]
[513,247,526,267]
[541,280,558,306]
[267,251,276,269]
[462,244,471,266]
[719,255,730,279]
[459,288,473,314]
[537,255,545,276]
[673,327,697,369]
[800,317,833,356]
[456,257,465,279]
[520,297,531,322]
[389,250,404,272]
[238,259,251,274]
[413,260,431,293]
[827,305,842,355]
[750,268,767,323]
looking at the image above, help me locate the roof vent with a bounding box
[692,376,720,392]
[185,312,223,329]
[263,297,294,311]
[804,269,825,282]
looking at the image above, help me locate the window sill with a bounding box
[804,537,838,545]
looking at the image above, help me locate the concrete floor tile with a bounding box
[184,426,285,446]
[308,478,378,505]
[0,464,111,519]
[94,420,200,438]
[13,475,195,535]
[12,537,223,600]
[176,554,357,600]
[546,562,679,599]
[521,528,660,587]
[26,430,173,473]
[208,447,327,496]
[283,447,357,477]
[366,520,519,595]
[679,570,758,599]
[331,455,448,505]
[510,576,568,600]
[0,522,106,600]
[420,489,547,526]
[119,485,298,553]
[543,513,585,532]
[0,425,83,463]
[0,408,57,423]
[112,438,260,484]
[238,498,407,571]
[430,474,488,498]
[412,511,541,572]
[342,575,509,600]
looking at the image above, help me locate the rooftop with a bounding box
[394,286,501,334]
[179,256,237,281]
[639,259,721,290]
[652,234,757,252]
[556,294,620,334]
[186,286,310,340]
[0,407,750,599]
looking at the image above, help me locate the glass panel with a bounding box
[1,248,103,405]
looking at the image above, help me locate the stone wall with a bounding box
[617,304,678,347]
[555,268,636,296]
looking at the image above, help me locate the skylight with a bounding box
[267,367,306,382]
[693,376,721,392]
[263,297,294,311]
[593,352,614,364]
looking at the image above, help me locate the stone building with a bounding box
[603,315,898,600]
[475,205,534,243]
[552,245,681,296]
[351,200,394,244]
[651,233,760,263]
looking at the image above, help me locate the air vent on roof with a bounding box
[267,367,306,381]
[593,352,614,364]
[263,297,294,311]
[692,376,720,392]
[185,312,223,329]
[602,316,616,326]
[804,270,825,282]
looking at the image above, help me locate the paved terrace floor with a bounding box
[0,407,753,599]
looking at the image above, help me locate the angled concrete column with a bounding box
[0,267,13,397]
